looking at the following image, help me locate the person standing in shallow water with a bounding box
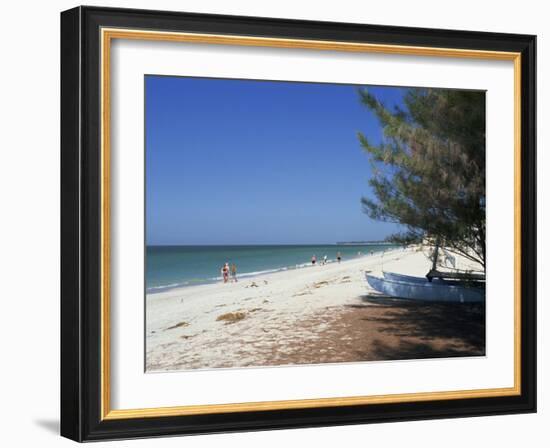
[230,263,238,282]
[337,252,342,263]
[221,262,229,283]
[311,255,316,265]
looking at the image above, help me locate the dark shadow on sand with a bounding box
[346,293,485,359]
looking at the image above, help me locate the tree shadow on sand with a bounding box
[346,293,485,360]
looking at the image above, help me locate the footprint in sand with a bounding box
[293,290,312,297]
[164,321,189,331]
[248,307,263,313]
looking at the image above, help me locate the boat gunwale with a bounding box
[372,273,484,290]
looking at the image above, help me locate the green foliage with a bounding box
[358,88,486,269]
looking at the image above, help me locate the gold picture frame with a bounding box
[61,6,536,441]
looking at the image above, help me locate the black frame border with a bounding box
[61,6,536,442]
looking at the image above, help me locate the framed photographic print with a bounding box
[60,6,536,442]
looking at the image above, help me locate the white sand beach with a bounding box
[146,246,484,371]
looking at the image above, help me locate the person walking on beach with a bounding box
[221,262,229,283]
[323,255,328,265]
[337,252,341,263]
[230,263,238,282]
[311,255,316,265]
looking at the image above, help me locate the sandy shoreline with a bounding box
[146,246,484,371]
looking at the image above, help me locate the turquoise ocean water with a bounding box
[146,244,398,293]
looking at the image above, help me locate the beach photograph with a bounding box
[145,76,486,372]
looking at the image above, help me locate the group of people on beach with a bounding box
[221,262,238,283]
[311,252,342,266]
[221,251,346,284]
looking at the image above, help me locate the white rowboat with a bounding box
[366,273,485,303]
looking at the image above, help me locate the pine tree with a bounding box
[358,88,486,270]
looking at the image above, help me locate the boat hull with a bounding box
[383,271,446,284]
[367,273,485,303]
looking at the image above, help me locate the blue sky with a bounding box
[145,76,405,245]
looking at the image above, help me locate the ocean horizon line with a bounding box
[146,242,392,247]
